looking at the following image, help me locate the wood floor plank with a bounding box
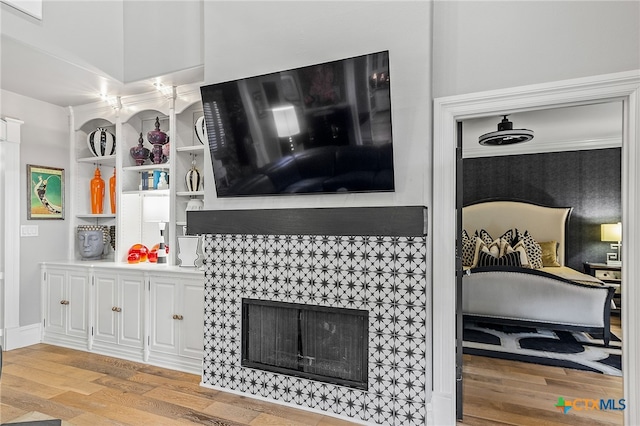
[208,392,326,424]
[0,387,86,421]
[91,374,156,395]
[0,372,69,399]
[249,412,318,425]
[203,401,262,424]
[8,352,106,382]
[68,411,132,426]
[0,402,29,423]
[144,386,217,412]
[2,363,106,395]
[50,389,195,425]
[317,416,364,426]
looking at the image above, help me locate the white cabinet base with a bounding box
[41,262,203,375]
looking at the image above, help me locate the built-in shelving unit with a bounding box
[68,83,209,266]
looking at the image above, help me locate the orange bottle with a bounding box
[91,167,105,214]
[109,167,116,214]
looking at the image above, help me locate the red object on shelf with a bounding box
[127,252,140,264]
[128,244,149,262]
[148,250,158,263]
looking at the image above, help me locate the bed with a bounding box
[462,200,616,345]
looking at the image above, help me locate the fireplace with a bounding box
[190,207,429,425]
[242,299,368,389]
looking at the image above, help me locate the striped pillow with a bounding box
[477,250,523,267]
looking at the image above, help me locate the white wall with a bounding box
[1,0,204,85]
[1,0,124,81]
[433,1,640,97]
[202,1,433,209]
[1,89,70,326]
[123,0,203,82]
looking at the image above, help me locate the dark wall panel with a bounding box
[463,148,621,270]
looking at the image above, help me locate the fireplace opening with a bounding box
[241,299,369,390]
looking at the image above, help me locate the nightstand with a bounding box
[584,262,621,314]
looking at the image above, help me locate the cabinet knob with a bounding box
[173,314,183,320]
[112,307,122,312]
[60,300,69,305]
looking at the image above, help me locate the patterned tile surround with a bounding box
[201,233,430,425]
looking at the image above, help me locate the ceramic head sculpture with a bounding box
[77,225,110,260]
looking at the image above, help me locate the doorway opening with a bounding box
[458,103,623,422]
[432,70,640,425]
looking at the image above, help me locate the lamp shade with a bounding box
[142,194,170,223]
[601,223,622,242]
[272,105,300,138]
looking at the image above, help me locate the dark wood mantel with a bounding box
[187,206,427,237]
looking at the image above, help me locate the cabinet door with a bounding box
[119,274,145,349]
[94,273,118,344]
[149,277,179,354]
[66,271,89,338]
[179,279,204,359]
[44,269,66,335]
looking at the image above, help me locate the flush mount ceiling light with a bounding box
[478,115,534,146]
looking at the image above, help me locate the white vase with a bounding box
[177,236,202,267]
[87,127,116,157]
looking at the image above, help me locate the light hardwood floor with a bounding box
[1,317,622,425]
[459,316,623,426]
[0,344,357,426]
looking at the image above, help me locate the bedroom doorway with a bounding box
[432,70,640,425]
[458,104,623,422]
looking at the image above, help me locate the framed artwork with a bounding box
[27,164,64,220]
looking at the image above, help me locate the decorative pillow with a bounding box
[477,250,523,267]
[476,229,494,245]
[471,236,508,268]
[499,228,517,246]
[539,241,561,267]
[461,230,475,267]
[505,240,531,268]
[516,229,543,269]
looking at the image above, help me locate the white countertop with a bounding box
[41,260,204,275]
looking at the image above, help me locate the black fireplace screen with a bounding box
[241,299,368,389]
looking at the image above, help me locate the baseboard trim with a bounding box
[3,323,41,350]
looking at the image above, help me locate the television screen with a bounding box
[200,50,394,197]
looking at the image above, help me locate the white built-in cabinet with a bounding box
[41,265,91,351]
[68,83,210,265]
[46,82,209,374]
[148,272,204,372]
[92,269,145,359]
[41,262,204,374]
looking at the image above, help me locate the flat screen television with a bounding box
[200,50,395,197]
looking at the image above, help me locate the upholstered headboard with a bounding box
[462,200,572,266]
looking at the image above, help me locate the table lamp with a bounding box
[272,105,300,152]
[143,194,170,264]
[601,222,622,266]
